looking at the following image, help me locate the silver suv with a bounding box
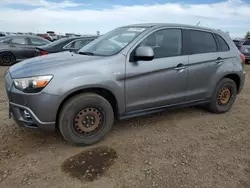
[5,23,246,145]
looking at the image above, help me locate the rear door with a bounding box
[186,30,223,101]
[29,37,52,57]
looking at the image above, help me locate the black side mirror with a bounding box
[134,46,154,61]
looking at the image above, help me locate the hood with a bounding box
[9,51,103,78]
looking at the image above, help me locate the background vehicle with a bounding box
[0,35,51,65]
[5,23,245,146]
[240,38,250,63]
[233,39,245,50]
[46,31,58,41]
[37,33,52,41]
[0,32,6,37]
[35,36,98,55]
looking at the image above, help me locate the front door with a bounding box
[9,37,36,60]
[125,28,189,112]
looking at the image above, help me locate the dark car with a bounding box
[233,39,245,50]
[240,38,250,63]
[0,35,51,66]
[35,36,98,56]
[0,32,5,37]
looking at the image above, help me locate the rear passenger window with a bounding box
[190,30,217,54]
[215,34,230,51]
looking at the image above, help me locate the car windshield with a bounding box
[78,27,148,56]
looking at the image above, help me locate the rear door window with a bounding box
[30,37,49,46]
[190,30,217,54]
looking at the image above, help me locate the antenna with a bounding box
[196,21,200,26]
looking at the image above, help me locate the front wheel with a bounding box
[208,78,237,114]
[58,93,114,146]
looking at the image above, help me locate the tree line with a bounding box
[245,31,250,39]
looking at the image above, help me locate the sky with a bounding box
[0,0,249,38]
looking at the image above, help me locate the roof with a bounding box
[121,23,216,32]
[66,35,99,40]
[1,35,47,39]
[79,35,99,38]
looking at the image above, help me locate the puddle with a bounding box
[61,146,118,182]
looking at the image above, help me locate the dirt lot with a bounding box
[0,65,250,188]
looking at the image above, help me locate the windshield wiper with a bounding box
[78,51,95,56]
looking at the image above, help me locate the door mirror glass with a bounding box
[135,46,154,61]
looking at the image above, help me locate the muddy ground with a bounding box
[0,65,250,188]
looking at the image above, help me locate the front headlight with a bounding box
[13,75,53,93]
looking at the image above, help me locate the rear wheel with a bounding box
[0,52,15,66]
[246,59,250,64]
[208,78,237,114]
[58,93,114,146]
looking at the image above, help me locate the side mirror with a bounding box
[135,46,154,61]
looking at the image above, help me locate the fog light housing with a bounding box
[23,110,31,118]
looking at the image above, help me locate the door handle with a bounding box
[175,64,187,71]
[215,57,224,65]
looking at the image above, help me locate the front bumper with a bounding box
[5,71,57,131]
[9,102,55,131]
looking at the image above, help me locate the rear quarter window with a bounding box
[215,34,230,52]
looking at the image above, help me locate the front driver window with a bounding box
[139,29,182,59]
[11,37,27,45]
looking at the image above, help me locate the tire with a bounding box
[208,78,237,114]
[58,93,114,146]
[0,52,15,66]
[246,59,250,64]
